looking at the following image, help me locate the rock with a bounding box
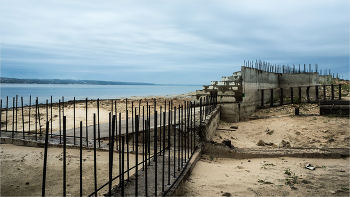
[328,138,334,143]
[230,126,238,129]
[280,140,291,148]
[222,140,234,149]
[222,192,231,196]
[291,186,298,190]
[265,142,274,146]
[26,182,29,185]
[329,190,336,194]
[257,140,265,146]
[301,180,311,184]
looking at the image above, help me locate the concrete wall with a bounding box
[198,106,221,141]
[279,73,319,88]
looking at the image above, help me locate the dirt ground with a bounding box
[0,144,142,196]
[213,103,350,149]
[1,94,192,133]
[179,102,350,196]
[179,156,350,196]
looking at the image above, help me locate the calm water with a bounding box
[0,84,202,107]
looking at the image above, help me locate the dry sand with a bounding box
[0,144,142,196]
[1,95,191,134]
[179,156,350,196]
[179,103,350,196]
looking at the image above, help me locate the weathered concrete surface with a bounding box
[198,106,221,141]
[202,142,350,159]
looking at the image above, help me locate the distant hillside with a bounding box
[0,77,155,85]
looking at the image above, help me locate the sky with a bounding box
[1,0,349,85]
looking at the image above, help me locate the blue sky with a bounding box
[1,0,349,84]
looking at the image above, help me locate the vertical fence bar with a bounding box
[299,87,302,102]
[199,97,202,122]
[80,121,83,196]
[331,84,334,100]
[144,120,148,197]
[74,97,76,145]
[38,98,41,137]
[109,114,115,196]
[35,98,38,141]
[178,105,181,171]
[50,96,52,137]
[63,116,66,197]
[12,97,15,138]
[184,102,186,162]
[187,101,190,160]
[142,107,145,170]
[339,84,342,100]
[280,88,283,105]
[190,103,193,153]
[167,101,171,185]
[22,98,24,139]
[126,99,130,181]
[261,90,264,107]
[181,105,183,168]
[59,99,61,143]
[159,106,162,156]
[93,114,97,197]
[290,87,294,104]
[86,98,88,147]
[119,115,122,189]
[315,86,319,101]
[193,101,196,151]
[42,121,49,197]
[29,96,31,135]
[6,96,8,132]
[132,101,134,151]
[323,85,326,100]
[173,106,176,177]
[0,99,1,136]
[135,114,139,196]
[16,95,18,132]
[97,99,100,148]
[270,89,273,107]
[121,136,125,197]
[154,112,158,196]
[162,111,165,192]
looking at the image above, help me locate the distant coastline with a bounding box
[0,77,155,85]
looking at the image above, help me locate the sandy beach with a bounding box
[1,94,192,134]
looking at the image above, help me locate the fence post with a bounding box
[323,85,326,100]
[290,87,294,104]
[261,90,264,107]
[80,121,83,196]
[86,98,88,147]
[135,115,139,196]
[339,84,341,100]
[109,114,114,196]
[42,121,49,197]
[154,112,158,196]
[298,87,302,102]
[280,88,283,105]
[22,98,24,139]
[63,116,67,197]
[121,136,125,197]
[315,86,319,101]
[331,84,334,100]
[306,86,310,103]
[162,111,166,192]
[93,114,97,197]
[270,89,273,107]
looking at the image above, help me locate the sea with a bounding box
[0,84,203,107]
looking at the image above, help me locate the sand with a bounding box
[1,95,192,134]
[0,144,143,196]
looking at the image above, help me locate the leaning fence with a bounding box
[1,95,218,196]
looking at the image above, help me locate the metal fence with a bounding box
[1,95,218,196]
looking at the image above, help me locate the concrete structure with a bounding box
[193,63,321,122]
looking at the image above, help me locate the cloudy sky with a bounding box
[1,0,349,84]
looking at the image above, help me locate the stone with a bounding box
[230,126,238,129]
[222,140,234,149]
[257,140,265,146]
[281,140,291,148]
[222,192,231,196]
[328,138,334,143]
[26,182,29,185]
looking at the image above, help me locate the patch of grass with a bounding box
[285,173,300,186]
[341,187,349,191]
[284,168,291,175]
[209,155,214,161]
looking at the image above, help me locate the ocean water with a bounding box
[0,84,202,107]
